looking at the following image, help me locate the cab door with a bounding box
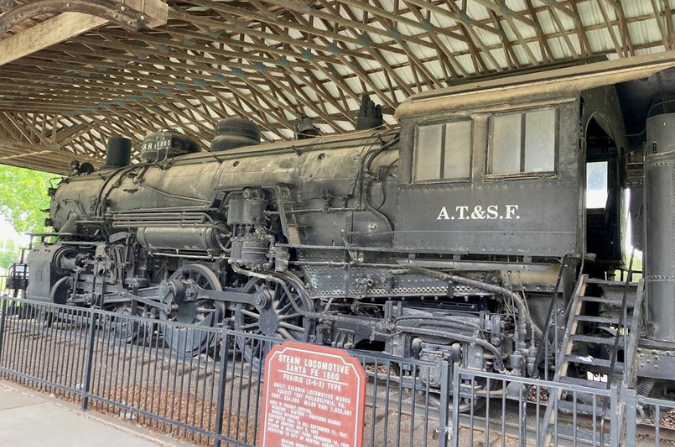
[584,118,623,262]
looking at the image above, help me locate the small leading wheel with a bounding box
[160,264,224,358]
[107,304,141,344]
[37,307,54,329]
[234,277,313,369]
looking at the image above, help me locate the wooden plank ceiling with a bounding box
[0,0,672,173]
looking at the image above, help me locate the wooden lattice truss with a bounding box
[0,0,673,173]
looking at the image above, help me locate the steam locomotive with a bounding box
[21,54,675,394]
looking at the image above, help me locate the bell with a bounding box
[295,116,320,140]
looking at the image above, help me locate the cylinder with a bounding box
[240,233,269,264]
[227,197,267,225]
[227,197,245,225]
[106,136,132,168]
[645,114,675,341]
[136,227,221,252]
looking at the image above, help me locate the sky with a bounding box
[0,217,30,247]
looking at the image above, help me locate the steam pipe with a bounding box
[533,254,572,371]
[390,267,542,352]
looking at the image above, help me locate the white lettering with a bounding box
[470,206,486,219]
[436,206,450,220]
[455,206,469,220]
[505,205,519,219]
[437,204,520,221]
[486,205,499,220]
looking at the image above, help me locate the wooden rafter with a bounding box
[0,0,673,173]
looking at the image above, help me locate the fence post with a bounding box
[437,360,451,447]
[451,363,461,447]
[80,307,98,411]
[610,384,619,447]
[624,388,637,447]
[0,298,7,366]
[214,329,230,447]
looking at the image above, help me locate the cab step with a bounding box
[559,376,608,389]
[579,295,624,305]
[570,334,616,346]
[565,355,611,368]
[575,315,619,325]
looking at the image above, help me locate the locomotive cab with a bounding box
[393,70,639,276]
[395,89,582,262]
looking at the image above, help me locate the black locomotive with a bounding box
[21,54,675,395]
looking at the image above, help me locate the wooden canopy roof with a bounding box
[0,0,672,173]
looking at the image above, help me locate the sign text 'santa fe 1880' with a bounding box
[260,342,366,447]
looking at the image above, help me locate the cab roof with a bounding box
[395,51,675,119]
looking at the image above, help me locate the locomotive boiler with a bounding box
[22,55,675,395]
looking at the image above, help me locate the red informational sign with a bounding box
[260,341,366,447]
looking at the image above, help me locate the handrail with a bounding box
[599,249,636,445]
[534,254,574,380]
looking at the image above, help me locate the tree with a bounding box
[0,165,56,234]
[0,239,22,270]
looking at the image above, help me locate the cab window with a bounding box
[413,120,472,182]
[488,108,557,175]
[586,161,609,209]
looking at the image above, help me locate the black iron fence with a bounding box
[625,389,675,447]
[1,295,673,447]
[451,367,621,446]
[0,296,448,447]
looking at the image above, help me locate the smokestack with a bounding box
[105,136,132,168]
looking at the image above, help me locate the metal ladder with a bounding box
[542,270,638,445]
